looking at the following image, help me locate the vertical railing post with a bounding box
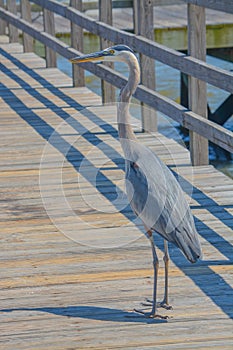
[6,0,18,42]
[70,0,85,87]
[99,0,115,104]
[43,7,56,67]
[0,0,6,35]
[188,4,208,165]
[20,0,33,52]
[133,0,157,132]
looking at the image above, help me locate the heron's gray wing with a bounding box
[125,144,201,262]
[125,148,172,228]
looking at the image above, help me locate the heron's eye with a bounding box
[109,49,115,55]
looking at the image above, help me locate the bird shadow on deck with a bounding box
[0,306,168,324]
[0,48,232,319]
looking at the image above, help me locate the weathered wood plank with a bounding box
[6,0,18,42]
[99,0,115,104]
[70,0,85,87]
[133,0,157,132]
[20,0,33,52]
[188,4,208,165]
[0,0,6,35]
[43,7,56,67]
[81,1,184,12]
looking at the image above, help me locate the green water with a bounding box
[155,24,233,52]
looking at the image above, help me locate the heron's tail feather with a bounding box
[173,228,202,263]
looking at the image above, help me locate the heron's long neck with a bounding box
[117,55,140,142]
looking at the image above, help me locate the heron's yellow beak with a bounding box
[69,50,106,64]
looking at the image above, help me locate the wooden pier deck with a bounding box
[0,36,233,349]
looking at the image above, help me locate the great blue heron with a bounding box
[70,45,202,319]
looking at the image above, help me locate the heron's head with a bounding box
[69,45,135,64]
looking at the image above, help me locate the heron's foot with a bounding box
[134,308,169,320]
[157,301,173,310]
[142,298,173,310]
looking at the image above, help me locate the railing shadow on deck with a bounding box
[0,49,232,319]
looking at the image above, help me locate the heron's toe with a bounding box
[134,308,169,320]
[157,302,173,310]
[142,298,173,310]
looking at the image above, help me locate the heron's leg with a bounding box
[142,239,172,311]
[159,240,172,309]
[149,235,159,316]
[134,231,168,319]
